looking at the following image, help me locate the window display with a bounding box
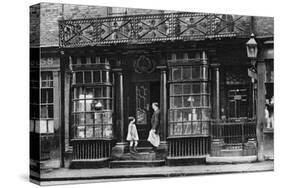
[72,56,113,139]
[168,51,210,136]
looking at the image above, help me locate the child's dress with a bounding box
[126,122,139,141]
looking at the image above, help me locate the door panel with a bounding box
[135,82,150,146]
[227,87,248,118]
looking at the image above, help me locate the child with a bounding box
[126,117,139,153]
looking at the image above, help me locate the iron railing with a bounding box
[210,119,256,146]
[59,12,251,47]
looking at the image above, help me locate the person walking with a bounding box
[148,102,160,152]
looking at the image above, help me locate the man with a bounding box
[148,102,160,152]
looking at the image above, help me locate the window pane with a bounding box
[173,84,182,95]
[182,67,191,80]
[201,109,210,120]
[174,123,182,135]
[183,96,191,107]
[47,88,53,103]
[175,110,183,122]
[94,112,103,124]
[47,120,54,133]
[183,122,192,134]
[183,84,191,94]
[94,125,102,137]
[40,105,48,118]
[103,112,112,124]
[41,72,53,81]
[76,100,85,112]
[103,125,112,137]
[172,68,181,80]
[173,97,182,108]
[192,84,200,94]
[41,89,47,103]
[76,72,83,83]
[39,120,47,133]
[193,121,201,134]
[182,110,189,121]
[94,87,102,98]
[77,126,85,138]
[48,105,53,118]
[202,122,209,135]
[78,113,85,125]
[93,71,100,82]
[84,72,92,83]
[85,88,93,99]
[102,71,107,82]
[85,100,93,111]
[85,113,94,124]
[86,126,93,138]
[192,67,200,79]
[193,96,201,106]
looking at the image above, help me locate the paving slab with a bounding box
[30,161,274,185]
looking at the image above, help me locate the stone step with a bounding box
[115,151,157,161]
[220,149,243,157]
[109,159,165,168]
[125,147,153,153]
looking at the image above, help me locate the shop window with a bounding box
[168,52,210,136]
[265,60,274,129]
[72,57,113,139]
[30,71,54,134]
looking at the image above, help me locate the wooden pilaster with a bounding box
[256,59,265,161]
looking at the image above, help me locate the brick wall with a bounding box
[30,4,40,47]
[254,16,274,36]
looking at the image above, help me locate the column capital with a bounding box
[112,68,123,72]
[156,65,168,71]
[210,64,220,69]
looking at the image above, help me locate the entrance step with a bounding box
[113,151,159,161]
[220,149,243,157]
[125,147,153,153]
[110,150,165,168]
[110,159,165,168]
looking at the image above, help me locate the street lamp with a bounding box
[246,33,265,161]
[246,33,258,66]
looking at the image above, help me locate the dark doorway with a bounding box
[129,81,160,147]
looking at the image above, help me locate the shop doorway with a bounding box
[129,81,160,147]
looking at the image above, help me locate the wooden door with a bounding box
[135,82,151,146]
[227,86,249,118]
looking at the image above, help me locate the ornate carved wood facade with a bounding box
[59,12,251,48]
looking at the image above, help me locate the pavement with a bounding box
[30,160,274,186]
